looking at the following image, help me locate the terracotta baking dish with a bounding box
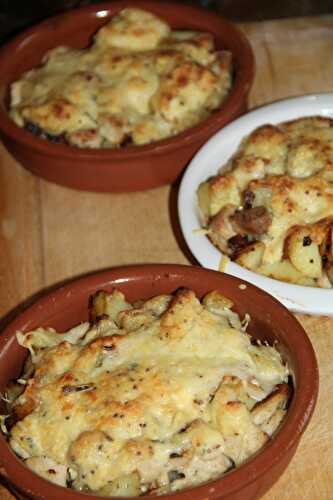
[0,264,318,500]
[0,1,254,192]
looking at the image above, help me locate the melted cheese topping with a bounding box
[6,288,289,496]
[198,116,333,288]
[9,8,232,148]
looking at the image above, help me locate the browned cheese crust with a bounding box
[4,288,289,496]
[9,8,232,149]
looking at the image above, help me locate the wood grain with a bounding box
[0,14,333,500]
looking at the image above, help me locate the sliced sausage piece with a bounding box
[232,206,272,236]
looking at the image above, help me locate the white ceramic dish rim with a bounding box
[178,93,333,316]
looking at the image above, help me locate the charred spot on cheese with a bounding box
[5,288,290,496]
[303,235,312,246]
[227,234,250,257]
[10,8,232,149]
[25,120,43,137]
[102,344,115,351]
[62,383,96,394]
[168,470,186,483]
[25,120,65,144]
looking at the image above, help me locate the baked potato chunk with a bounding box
[97,472,141,497]
[89,289,132,324]
[197,179,211,222]
[234,241,265,271]
[202,289,234,312]
[257,260,316,286]
[286,227,322,278]
[251,383,290,436]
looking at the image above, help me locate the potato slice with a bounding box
[25,456,67,487]
[251,383,289,427]
[118,308,155,331]
[257,260,316,286]
[97,472,141,497]
[260,408,287,436]
[235,241,265,271]
[199,174,241,218]
[202,290,234,312]
[197,180,211,223]
[286,228,322,278]
[89,290,132,324]
[325,262,333,285]
[208,204,238,254]
[319,226,332,260]
[210,398,268,465]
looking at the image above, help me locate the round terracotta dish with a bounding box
[0,1,254,192]
[0,264,318,500]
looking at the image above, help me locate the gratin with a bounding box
[9,8,232,149]
[197,116,333,288]
[2,287,290,497]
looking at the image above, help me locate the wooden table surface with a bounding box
[0,14,333,500]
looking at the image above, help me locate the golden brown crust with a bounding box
[7,288,289,496]
[10,8,232,149]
